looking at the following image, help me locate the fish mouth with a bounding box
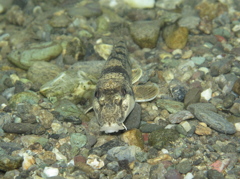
[100,123,127,133]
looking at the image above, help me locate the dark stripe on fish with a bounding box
[101,66,130,80]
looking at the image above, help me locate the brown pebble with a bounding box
[163,24,188,49]
[195,123,212,135]
[121,129,144,150]
[232,78,240,95]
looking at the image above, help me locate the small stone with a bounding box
[124,103,141,130]
[230,102,240,116]
[22,153,35,170]
[195,123,212,135]
[27,61,63,86]
[130,20,162,48]
[148,129,179,150]
[207,169,224,179]
[182,50,193,59]
[107,146,142,162]
[86,154,104,170]
[9,91,40,108]
[3,123,38,134]
[0,148,23,171]
[176,160,192,174]
[147,154,172,165]
[191,56,206,65]
[187,103,236,134]
[107,161,119,172]
[70,133,87,148]
[156,99,184,114]
[164,169,182,179]
[210,58,232,77]
[94,39,113,60]
[163,24,188,49]
[235,122,240,132]
[200,88,212,102]
[39,151,56,165]
[232,78,240,95]
[139,123,164,133]
[124,0,155,8]
[180,121,191,133]
[168,110,194,124]
[150,162,167,179]
[121,129,144,149]
[43,167,59,178]
[7,42,62,70]
[184,88,202,107]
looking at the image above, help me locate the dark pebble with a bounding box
[223,93,235,108]
[207,169,224,179]
[164,169,182,179]
[210,58,232,77]
[232,78,240,95]
[124,103,141,130]
[184,87,202,108]
[3,123,38,134]
[90,139,125,156]
[139,123,164,133]
[176,160,192,174]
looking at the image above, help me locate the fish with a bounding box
[92,40,135,133]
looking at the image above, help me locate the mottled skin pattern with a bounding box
[93,40,135,133]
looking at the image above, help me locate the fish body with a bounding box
[92,40,135,133]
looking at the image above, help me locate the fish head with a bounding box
[93,81,135,133]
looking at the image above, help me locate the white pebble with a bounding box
[200,88,212,101]
[43,167,59,177]
[86,154,104,170]
[181,121,191,132]
[161,148,169,154]
[198,67,209,74]
[124,0,155,8]
[232,24,240,32]
[235,122,240,132]
[184,172,194,179]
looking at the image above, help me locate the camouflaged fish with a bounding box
[93,40,159,133]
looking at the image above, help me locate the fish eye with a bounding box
[95,90,100,98]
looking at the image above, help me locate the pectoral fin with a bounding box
[133,83,159,102]
[131,68,142,84]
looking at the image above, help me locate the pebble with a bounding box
[124,0,155,8]
[163,24,189,49]
[43,167,59,178]
[187,103,236,134]
[232,78,240,95]
[70,133,87,148]
[168,110,194,124]
[200,88,212,102]
[149,162,167,179]
[107,146,142,162]
[86,154,104,170]
[124,103,141,130]
[139,123,164,133]
[7,42,62,70]
[9,91,40,109]
[164,169,182,179]
[121,129,144,149]
[176,160,192,174]
[184,88,202,107]
[0,148,23,171]
[195,122,212,135]
[210,58,232,77]
[130,20,162,48]
[156,99,184,114]
[148,129,179,150]
[27,61,63,86]
[207,169,224,179]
